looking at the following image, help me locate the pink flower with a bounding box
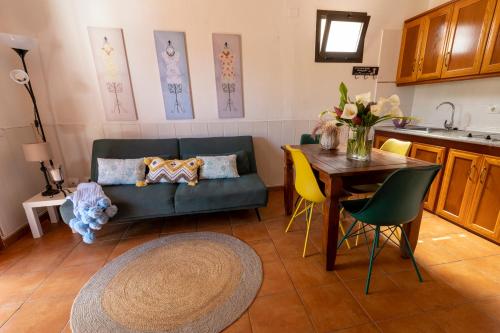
[352,116,362,125]
[334,107,343,117]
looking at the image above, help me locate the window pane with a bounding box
[325,21,363,52]
[319,18,327,50]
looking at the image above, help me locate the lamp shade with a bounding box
[23,142,52,162]
[0,33,37,50]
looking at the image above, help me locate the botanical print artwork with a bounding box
[154,31,194,120]
[88,27,137,121]
[212,34,244,118]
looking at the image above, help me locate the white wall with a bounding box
[0,0,428,190]
[410,0,500,132]
[411,78,500,132]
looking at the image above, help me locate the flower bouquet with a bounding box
[321,82,407,161]
[312,113,340,150]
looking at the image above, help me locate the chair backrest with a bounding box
[285,145,325,203]
[380,138,412,156]
[300,134,320,145]
[353,165,441,226]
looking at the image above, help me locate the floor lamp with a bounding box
[0,33,60,196]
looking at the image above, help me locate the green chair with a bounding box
[300,134,320,145]
[337,165,441,294]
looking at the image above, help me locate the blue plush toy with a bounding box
[67,182,117,244]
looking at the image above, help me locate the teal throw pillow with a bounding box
[197,155,239,179]
[97,158,145,185]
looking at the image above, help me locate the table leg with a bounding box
[23,205,43,238]
[400,203,423,258]
[47,206,59,223]
[321,174,343,271]
[284,149,294,216]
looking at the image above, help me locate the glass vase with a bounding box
[346,126,372,161]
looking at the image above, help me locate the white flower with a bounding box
[355,92,371,107]
[377,98,393,116]
[387,94,400,106]
[391,107,403,117]
[341,104,358,119]
[370,104,382,116]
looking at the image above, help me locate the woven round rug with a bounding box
[71,232,262,333]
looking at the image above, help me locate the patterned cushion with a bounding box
[97,158,146,185]
[144,157,203,184]
[197,155,239,179]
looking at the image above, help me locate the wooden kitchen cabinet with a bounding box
[396,0,500,85]
[441,0,497,78]
[396,18,424,84]
[410,143,446,211]
[481,0,500,73]
[436,149,483,224]
[465,155,500,241]
[374,135,389,149]
[416,5,453,81]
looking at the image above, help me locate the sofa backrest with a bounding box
[90,139,179,181]
[179,136,257,173]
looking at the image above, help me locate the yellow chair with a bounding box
[380,138,412,156]
[285,145,351,256]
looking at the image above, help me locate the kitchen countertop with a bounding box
[375,126,500,147]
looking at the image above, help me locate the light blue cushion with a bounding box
[97,158,145,185]
[198,155,239,179]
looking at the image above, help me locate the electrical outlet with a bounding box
[488,105,499,114]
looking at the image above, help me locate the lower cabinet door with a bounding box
[410,143,446,211]
[374,135,389,149]
[436,149,482,224]
[465,156,500,241]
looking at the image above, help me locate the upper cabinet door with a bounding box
[481,0,500,73]
[417,5,453,80]
[441,0,497,78]
[396,18,424,84]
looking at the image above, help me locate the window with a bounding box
[315,10,370,63]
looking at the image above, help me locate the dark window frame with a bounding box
[315,10,371,63]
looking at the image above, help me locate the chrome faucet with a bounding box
[436,101,455,131]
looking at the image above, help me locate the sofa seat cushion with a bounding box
[101,184,177,221]
[174,173,268,214]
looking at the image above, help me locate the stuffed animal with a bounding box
[66,182,117,244]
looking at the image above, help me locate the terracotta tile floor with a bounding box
[0,190,499,332]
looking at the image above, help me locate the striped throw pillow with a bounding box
[144,157,203,185]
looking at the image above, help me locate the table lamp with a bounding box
[22,142,60,196]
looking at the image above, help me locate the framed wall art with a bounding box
[88,27,137,121]
[154,31,194,120]
[212,33,244,118]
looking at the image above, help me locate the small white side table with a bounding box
[22,189,74,238]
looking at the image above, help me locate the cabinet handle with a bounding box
[444,52,451,68]
[479,167,487,184]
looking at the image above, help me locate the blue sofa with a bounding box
[59,136,268,224]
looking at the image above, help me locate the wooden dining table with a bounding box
[282,144,435,271]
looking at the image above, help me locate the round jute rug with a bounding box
[70,232,262,333]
